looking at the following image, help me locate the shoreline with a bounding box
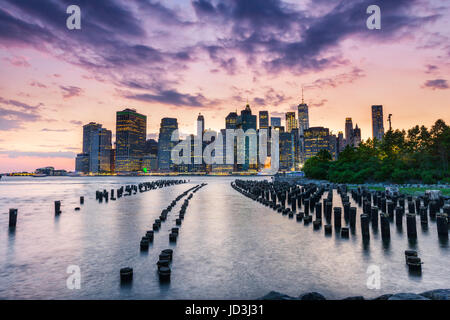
[259,289,450,300]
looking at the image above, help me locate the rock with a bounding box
[299,292,326,300]
[343,296,365,300]
[419,289,450,300]
[388,293,430,300]
[258,291,298,300]
[373,294,393,300]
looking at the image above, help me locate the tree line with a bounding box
[303,119,450,184]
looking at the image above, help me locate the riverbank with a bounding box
[258,289,450,300]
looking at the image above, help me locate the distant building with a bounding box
[372,105,384,141]
[157,118,178,172]
[197,113,205,138]
[142,154,158,172]
[345,118,353,147]
[87,127,112,173]
[304,127,331,161]
[76,122,112,173]
[270,117,281,127]
[297,101,309,136]
[259,111,269,129]
[237,104,257,171]
[353,124,361,147]
[226,112,238,129]
[285,112,297,133]
[279,132,295,171]
[75,153,89,173]
[144,139,158,156]
[115,108,147,172]
[337,131,344,155]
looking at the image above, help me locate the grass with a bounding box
[349,186,450,196]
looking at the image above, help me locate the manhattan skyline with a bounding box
[0,0,449,172]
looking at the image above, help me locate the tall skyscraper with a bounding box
[337,131,344,154]
[237,104,257,171]
[76,122,112,173]
[304,127,331,162]
[345,118,353,146]
[115,108,147,172]
[279,132,295,171]
[259,111,269,129]
[372,105,384,141]
[197,113,205,138]
[285,112,297,133]
[270,117,281,127]
[353,124,361,147]
[83,122,102,155]
[226,112,238,129]
[157,118,178,172]
[297,90,309,136]
[89,127,112,173]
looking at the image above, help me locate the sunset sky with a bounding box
[0,0,449,172]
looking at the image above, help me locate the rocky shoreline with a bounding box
[258,289,450,300]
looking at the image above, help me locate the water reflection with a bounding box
[0,176,449,300]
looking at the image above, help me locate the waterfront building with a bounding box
[270,117,281,127]
[372,105,384,141]
[259,111,269,129]
[236,104,257,171]
[286,112,297,133]
[344,117,353,147]
[304,127,331,161]
[157,117,178,172]
[75,153,89,173]
[353,124,362,147]
[144,139,158,156]
[226,112,238,129]
[115,108,147,172]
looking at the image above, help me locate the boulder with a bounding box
[258,291,298,300]
[299,292,326,300]
[373,294,393,300]
[388,293,430,300]
[419,289,450,300]
[343,296,365,300]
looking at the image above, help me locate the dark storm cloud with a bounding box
[126,89,214,107]
[193,0,439,73]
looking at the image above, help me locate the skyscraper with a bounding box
[237,104,257,171]
[197,113,205,138]
[345,118,353,146]
[372,105,384,141]
[157,118,178,172]
[270,117,281,127]
[226,112,238,129]
[353,124,362,147]
[76,122,112,173]
[89,127,112,173]
[304,127,331,161]
[115,108,147,172]
[285,112,297,133]
[297,92,309,136]
[259,111,269,129]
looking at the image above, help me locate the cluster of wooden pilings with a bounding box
[96,180,187,203]
[231,179,449,274]
[121,183,207,284]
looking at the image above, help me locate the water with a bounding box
[0,176,449,299]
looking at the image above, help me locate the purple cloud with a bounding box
[423,79,449,90]
[60,86,83,99]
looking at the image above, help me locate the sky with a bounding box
[0,0,449,172]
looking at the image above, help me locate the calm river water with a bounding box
[0,176,449,299]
